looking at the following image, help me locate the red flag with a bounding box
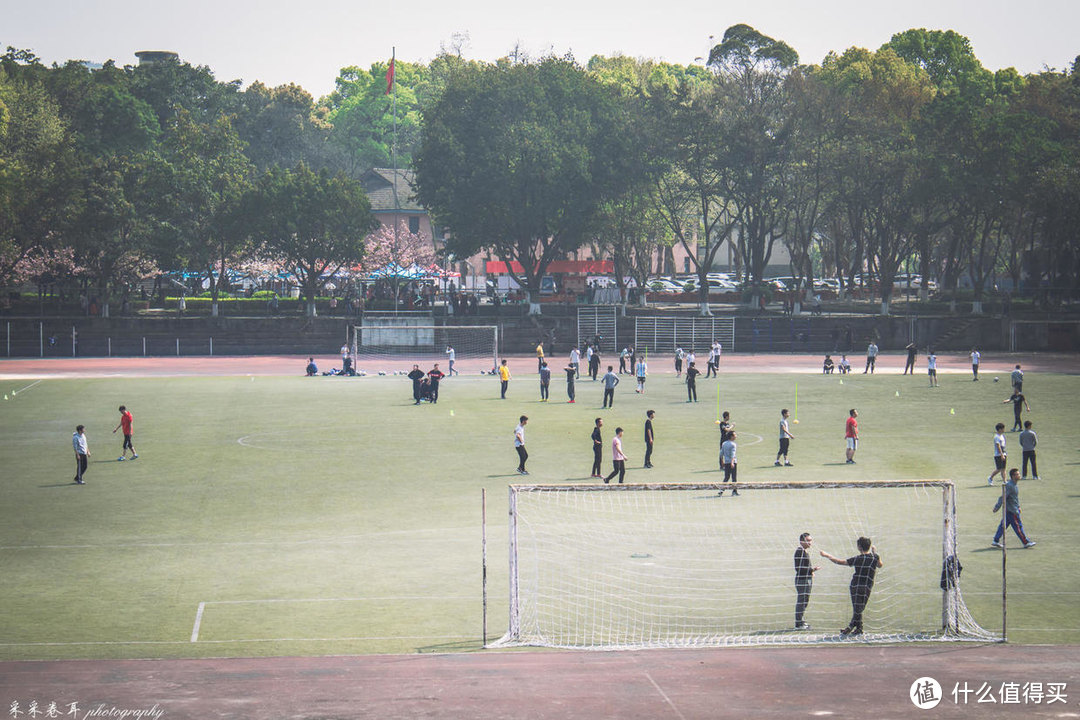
[385,58,395,95]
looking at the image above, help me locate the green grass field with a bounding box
[1,365,1077,660]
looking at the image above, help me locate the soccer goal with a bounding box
[489,480,995,650]
[352,324,498,374]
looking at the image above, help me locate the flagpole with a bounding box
[390,47,399,315]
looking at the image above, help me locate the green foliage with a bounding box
[415,56,637,307]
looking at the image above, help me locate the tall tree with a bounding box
[709,25,800,307]
[415,56,635,314]
[248,164,377,316]
[161,111,254,316]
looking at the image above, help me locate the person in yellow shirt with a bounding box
[536,342,545,373]
[499,359,511,399]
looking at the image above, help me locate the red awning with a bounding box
[485,260,613,274]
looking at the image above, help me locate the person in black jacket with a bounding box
[407,365,425,404]
[794,532,819,630]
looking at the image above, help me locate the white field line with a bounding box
[203,596,475,605]
[11,379,42,395]
[0,527,479,551]
[0,635,476,648]
[738,432,763,446]
[191,596,475,643]
[644,671,688,720]
[190,602,205,642]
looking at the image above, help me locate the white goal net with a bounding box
[491,480,995,650]
[352,324,498,374]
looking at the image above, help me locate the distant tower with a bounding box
[135,50,179,65]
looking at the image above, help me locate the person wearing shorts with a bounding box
[927,350,938,387]
[112,405,138,460]
[989,423,1008,485]
[776,409,794,466]
[845,409,859,464]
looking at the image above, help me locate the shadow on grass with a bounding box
[417,639,482,653]
[39,482,81,488]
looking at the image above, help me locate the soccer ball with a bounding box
[993,377,999,383]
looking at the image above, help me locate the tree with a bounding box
[248,164,377,316]
[415,56,635,314]
[361,220,437,308]
[236,82,333,172]
[709,25,800,307]
[816,47,935,315]
[321,61,426,176]
[0,64,81,289]
[647,77,741,316]
[161,111,254,316]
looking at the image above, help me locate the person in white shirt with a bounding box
[72,425,90,484]
[604,427,627,484]
[776,409,794,467]
[569,346,580,379]
[445,345,458,376]
[674,347,685,377]
[864,342,878,374]
[514,416,529,475]
[988,423,1007,485]
[635,358,648,393]
[970,348,981,381]
[927,350,939,387]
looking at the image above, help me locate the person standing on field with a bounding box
[601,366,619,408]
[1019,421,1039,479]
[569,346,580,379]
[604,427,627,484]
[113,405,138,461]
[539,361,551,401]
[499,359,511,399]
[564,363,577,403]
[718,431,738,496]
[1004,389,1030,432]
[589,347,601,381]
[821,537,883,636]
[675,346,685,377]
[445,345,459,376]
[591,418,604,478]
[864,341,878,374]
[535,341,545,373]
[927,350,939,387]
[72,425,90,484]
[685,362,700,402]
[776,408,794,466]
[794,532,819,630]
[903,342,917,375]
[970,348,981,381]
[644,410,655,468]
[407,364,425,405]
[989,423,1008,485]
[1011,364,1024,393]
[845,409,859,464]
[514,416,529,475]
[991,468,1035,548]
[635,356,648,393]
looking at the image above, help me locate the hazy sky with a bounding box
[7,0,1078,99]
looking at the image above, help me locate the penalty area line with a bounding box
[12,379,42,395]
[190,601,205,642]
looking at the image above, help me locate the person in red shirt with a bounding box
[113,405,138,461]
[427,364,446,404]
[845,408,859,464]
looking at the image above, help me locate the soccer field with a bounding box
[1,361,1078,660]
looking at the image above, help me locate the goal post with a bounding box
[352,324,498,375]
[490,480,995,650]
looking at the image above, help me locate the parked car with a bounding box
[894,274,938,292]
[647,278,684,293]
[814,278,840,293]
